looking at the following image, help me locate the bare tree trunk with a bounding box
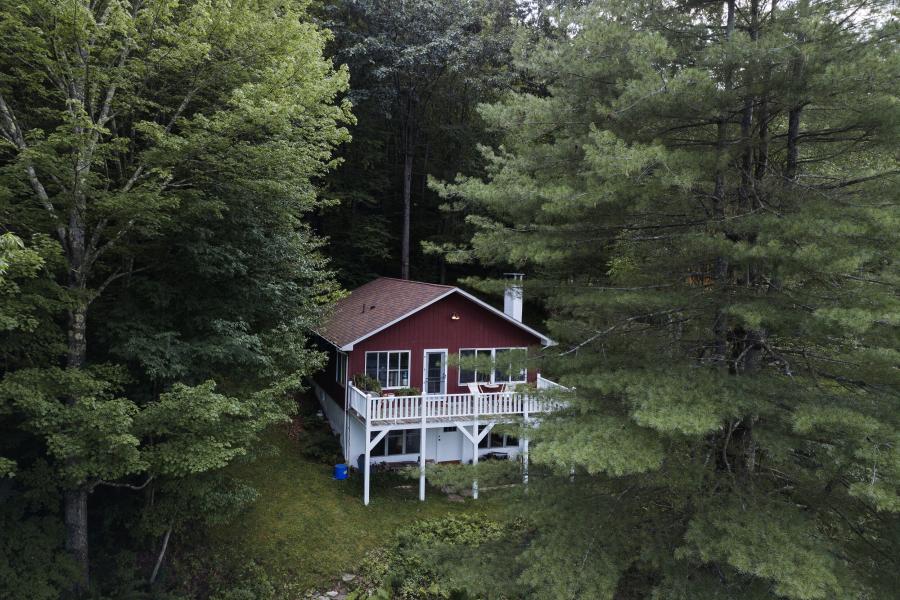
[710,0,736,366]
[785,106,802,182]
[738,0,759,213]
[754,98,769,182]
[67,303,88,369]
[149,525,173,585]
[65,203,91,589]
[401,146,413,280]
[65,487,90,589]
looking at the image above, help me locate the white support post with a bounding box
[363,402,371,506]
[419,395,426,501]
[473,390,480,499]
[522,404,530,486]
[343,380,350,462]
[455,419,495,501]
[363,428,388,506]
[363,430,371,506]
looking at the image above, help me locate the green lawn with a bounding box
[215,403,505,590]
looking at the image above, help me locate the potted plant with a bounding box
[351,373,382,395]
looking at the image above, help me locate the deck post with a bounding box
[363,394,371,506]
[419,395,426,501]
[343,381,350,461]
[522,403,530,486]
[472,390,480,500]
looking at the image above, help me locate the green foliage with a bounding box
[353,514,524,599]
[436,0,900,597]
[392,387,422,397]
[352,373,383,394]
[0,471,77,600]
[317,0,522,283]
[0,0,351,594]
[138,381,290,479]
[404,460,521,495]
[0,366,144,488]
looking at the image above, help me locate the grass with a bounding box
[213,395,506,591]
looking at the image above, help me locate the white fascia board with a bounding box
[453,288,555,347]
[339,288,555,351]
[339,289,458,351]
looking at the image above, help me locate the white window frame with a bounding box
[370,429,421,456]
[364,350,411,390]
[335,351,348,387]
[458,347,527,386]
[493,347,528,384]
[458,348,493,385]
[478,424,520,449]
[422,348,448,395]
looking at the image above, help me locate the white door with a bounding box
[435,427,460,462]
[423,350,447,395]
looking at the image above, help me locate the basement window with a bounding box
[371,429,420,456]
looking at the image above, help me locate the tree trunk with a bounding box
[149,525,173,585]
[65,212,91,588]
[67,303,88,370]
[65,487,90,590]
[738,0,759,212]
[709,0,736,366]
[401,142,413,280]
[785,106,802,182]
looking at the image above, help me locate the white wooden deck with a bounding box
[347,375,567,505]
[348,374,563,427]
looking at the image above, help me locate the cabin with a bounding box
[311,275,562,504]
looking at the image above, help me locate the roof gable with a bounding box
[317,277,552,350]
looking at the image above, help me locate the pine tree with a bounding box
[440,1,900,597]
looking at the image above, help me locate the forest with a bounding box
[0,0,897,599]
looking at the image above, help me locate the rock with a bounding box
[341,573,356,583]
[326,591,339,598]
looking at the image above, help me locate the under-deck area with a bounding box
[343,376,565,504]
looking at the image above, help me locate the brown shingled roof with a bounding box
[318,277,454,349]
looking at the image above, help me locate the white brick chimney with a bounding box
[503,273,524,322]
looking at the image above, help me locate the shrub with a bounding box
[392,387,421,397]
[351,373,382,394]
[351,514,528,599]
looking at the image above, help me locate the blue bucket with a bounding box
[333,463,349,480]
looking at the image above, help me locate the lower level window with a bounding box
[477,425,519,449]
[371,429,420,456]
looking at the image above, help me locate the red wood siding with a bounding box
[346,293,543,394]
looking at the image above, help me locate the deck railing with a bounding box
[348,379,564,424]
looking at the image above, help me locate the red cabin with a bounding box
[311,276,560,504]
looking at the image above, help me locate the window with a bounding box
[365,351,410,389]
[494,348,527,383]
[459,348,527,385]
[335,351,348,386]
[477,425,519,449]
[371,429,421,456]
[458,349,492,384]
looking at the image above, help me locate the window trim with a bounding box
[458,347,528,386]
[364,350,412,390]
[370,429,421,456]
[477,425,520,449]
[422,348,448,395]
